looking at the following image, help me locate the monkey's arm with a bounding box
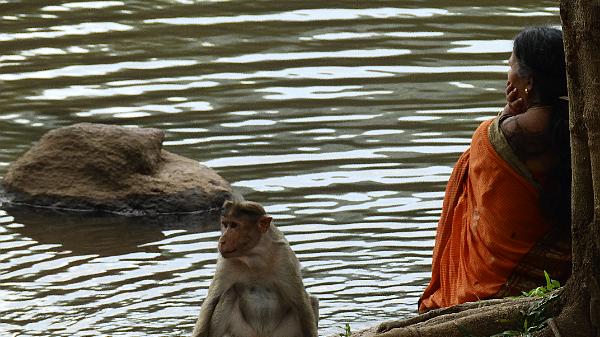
[191,294,219,337]
[278,252,318,337]
[309,294,319,328]
[191,273,225,337]
[297,290,318,337]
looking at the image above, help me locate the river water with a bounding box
[0,1,561,336]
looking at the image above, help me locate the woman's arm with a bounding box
[500,109,552,160]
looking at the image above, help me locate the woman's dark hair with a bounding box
[514,26,571,231]
[513,26,567,104]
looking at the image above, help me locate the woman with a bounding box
[418,26,572,312]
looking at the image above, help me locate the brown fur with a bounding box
[191,201,318,337]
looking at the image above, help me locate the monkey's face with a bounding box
[218,215,262,258]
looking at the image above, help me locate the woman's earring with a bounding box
[524,88,529,95]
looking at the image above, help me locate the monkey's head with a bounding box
[218,200,272,258]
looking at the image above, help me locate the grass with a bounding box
[338,323,352,337]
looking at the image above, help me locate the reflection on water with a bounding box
[0,1,561,336]
[4,210,164,257]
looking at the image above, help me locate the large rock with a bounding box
[1,123,233,215]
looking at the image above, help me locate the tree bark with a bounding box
[548,1,600,336]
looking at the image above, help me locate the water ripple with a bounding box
[0,22,133,42]
[0,2,562,336]
[1,59,198,81]
[145,8,449,26]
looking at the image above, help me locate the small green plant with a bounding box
[338,323,352,337]
[492,271,562,337]
[491,291,560,337]
[521,271,561,297]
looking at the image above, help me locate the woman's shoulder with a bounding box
[499,106,553,160]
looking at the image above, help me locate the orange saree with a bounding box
[418,118,570,312]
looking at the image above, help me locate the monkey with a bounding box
[191,200,319,337]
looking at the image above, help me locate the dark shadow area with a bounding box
[1,203,221,256]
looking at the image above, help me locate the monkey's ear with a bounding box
[258,216,272,233]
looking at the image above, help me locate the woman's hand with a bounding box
[502,81,526,116]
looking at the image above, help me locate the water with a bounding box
[0,1,561,336]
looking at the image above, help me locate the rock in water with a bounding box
[1,123,233,215]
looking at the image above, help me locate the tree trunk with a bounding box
[551,1,600,335]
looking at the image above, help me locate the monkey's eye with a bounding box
[221,221,238,229]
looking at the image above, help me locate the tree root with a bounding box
[346,290,564,337]
[547,318,562,337]
[376,296,533,332]
[377,299,532,337]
